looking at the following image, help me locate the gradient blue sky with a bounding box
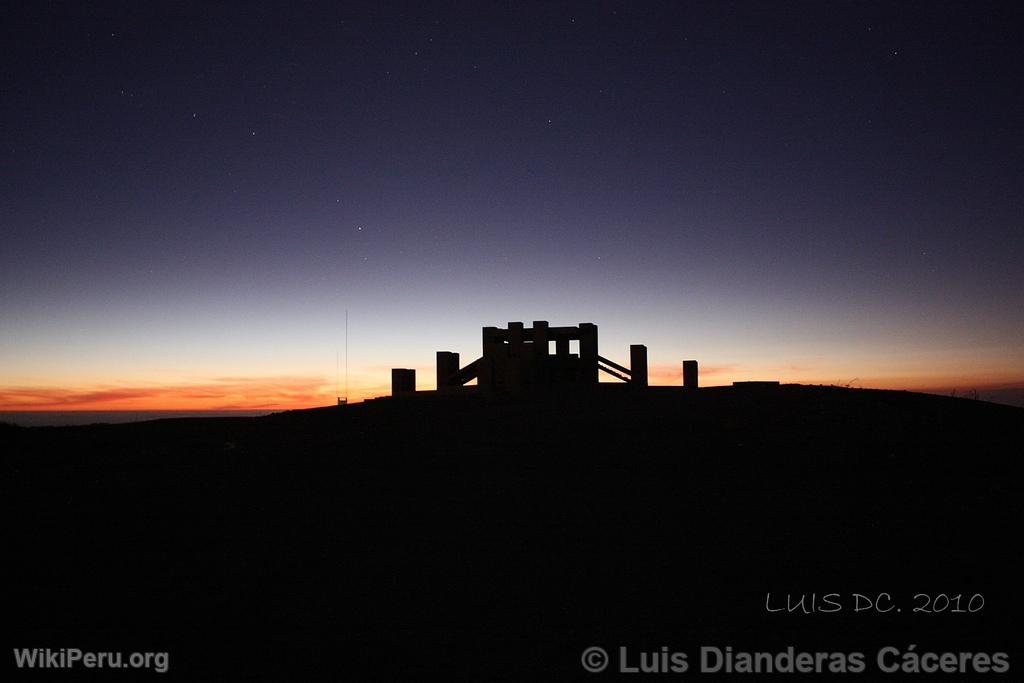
[2,1,1022,408]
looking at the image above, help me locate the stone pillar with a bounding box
[579,323,599,383]
[436,351,460,392]
[507,322,524,356]
[479,327,500,391]
[683,360,698,389]
[532,320,549,356]
[630,344,648,387]
[391,368,416,395]
[505,322,525,389]
[531,320,550,386]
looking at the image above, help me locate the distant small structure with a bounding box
[390,321,702,397]
[437,321,650,392]
[391,368,416,395]
[683,360,699,389]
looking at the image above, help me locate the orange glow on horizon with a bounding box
[2,366,1022,411]
[0,376,384,411]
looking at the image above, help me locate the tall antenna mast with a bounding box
[344,309,349,404]
[336,310,349,406]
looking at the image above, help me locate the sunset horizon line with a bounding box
[3,374,1022,412]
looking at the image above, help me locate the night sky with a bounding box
[2,1,1022,409]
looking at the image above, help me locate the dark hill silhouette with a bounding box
[4,385,1022,679]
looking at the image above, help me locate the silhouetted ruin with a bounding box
[683,359,699,389]
[391,368,416,394]
[390,321,700,396]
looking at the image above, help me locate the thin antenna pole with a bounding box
[344,309,349,403]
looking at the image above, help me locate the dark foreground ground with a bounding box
[4,385,1022,680]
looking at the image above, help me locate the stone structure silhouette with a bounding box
[390,321,683,396]
[390,368,416,395]
[683,360,699,389]
[439,321,651,393]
